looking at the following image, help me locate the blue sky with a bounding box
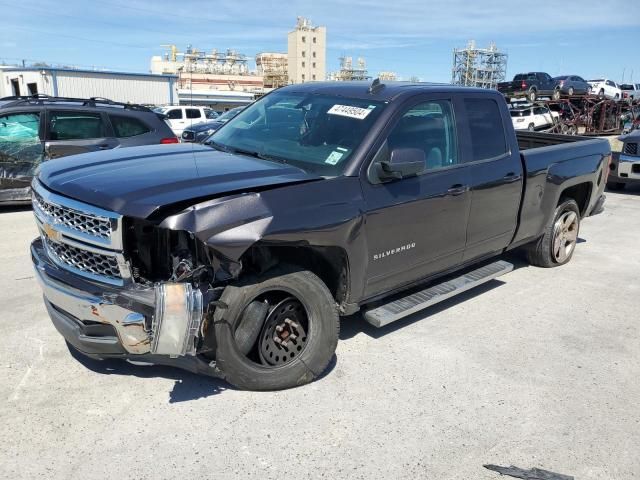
[1,0,639,83]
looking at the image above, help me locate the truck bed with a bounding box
[516,131,599,150]
[512,131,610,246]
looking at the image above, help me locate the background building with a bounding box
[0,67,177,105]
[287,17,326,83]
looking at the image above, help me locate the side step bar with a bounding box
[363,260,514,327]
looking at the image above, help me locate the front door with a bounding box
[45,110,117,159]
[361,97,472,299]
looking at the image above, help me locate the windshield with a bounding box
[217,107,243,122]
[208,91,386,175]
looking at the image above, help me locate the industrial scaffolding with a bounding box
[255,53,288,88]
[330,56,370,81]
[160,44,250,75]
[451,41,508,89]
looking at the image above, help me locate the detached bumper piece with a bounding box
[31,239,214,374]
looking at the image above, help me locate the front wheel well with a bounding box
[239,245,349,304]
[559,182,592,216]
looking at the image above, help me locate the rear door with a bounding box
[459,95,523,261]
[361,95,472,298]
[185,107,204,130]
[44,110,118,159]
[107,113,154,147]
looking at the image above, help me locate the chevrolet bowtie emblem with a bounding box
[42,222,62,242]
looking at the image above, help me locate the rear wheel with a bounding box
[528,89,537,102]
[552,89,561,101]
[568,87,575,96]
[213,267,339,391]
[598,89,605,99]
[527,199,580,268]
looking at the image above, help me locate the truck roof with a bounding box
[277,81,492,102]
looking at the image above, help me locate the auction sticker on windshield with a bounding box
[327,104,375,120]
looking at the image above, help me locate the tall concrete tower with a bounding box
[287,17,326,84]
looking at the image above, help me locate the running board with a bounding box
[363,260,514,327]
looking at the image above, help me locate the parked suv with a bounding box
[588,79,622,100]
[0,95,178,204]
[154,105,216,136]
[181,106,245,143]
[510,105,558,131]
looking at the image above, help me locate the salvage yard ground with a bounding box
[1,186,639,479]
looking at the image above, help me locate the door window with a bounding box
[49,111,105,140]
[109,115,151,138]
[0,112,43,176]
[387,100,458,170]
[186,108,202,119]
[166,109,183,119]
[463,98,508,161]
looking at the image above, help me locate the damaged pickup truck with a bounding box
[31,81,609,390]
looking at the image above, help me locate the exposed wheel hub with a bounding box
[259,297,308,366]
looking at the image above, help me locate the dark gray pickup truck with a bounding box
[30,81,609,390]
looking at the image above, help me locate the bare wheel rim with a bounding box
[552,211,579,262]
[258,296,309,367]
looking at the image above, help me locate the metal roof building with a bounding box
[0,67,178,105]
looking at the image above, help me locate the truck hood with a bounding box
[37,144,321,219]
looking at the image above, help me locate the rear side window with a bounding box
[109,115,151,138]
[463,98,508,161]
[166,109,183,119]
[49,111,105,140]
[186,108,202,119]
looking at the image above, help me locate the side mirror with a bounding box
[377,148,426,181]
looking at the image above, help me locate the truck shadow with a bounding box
[0,204,32,214]
[67,343,232,402]
[67,343,338,400]
[340,252,530,340]
[606,183,640,196]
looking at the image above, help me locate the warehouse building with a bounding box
[0,67,178,105]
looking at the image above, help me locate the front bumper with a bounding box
[609,153,640,184]
[31,239,217,376]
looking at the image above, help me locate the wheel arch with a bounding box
[559,181,593,216]
[239,243,351,307]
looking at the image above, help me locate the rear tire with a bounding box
[568,87,574,96]
[527,199,580,268]
[598,89,605,99]
[552,89,561,101]
[213,267,339,391]
[528,89,537,102]
[606,181,626,191]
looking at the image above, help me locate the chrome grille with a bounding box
[33,190,111,239]
[624,142,638,156]
[44,236,121,280]
[32,181,128,285]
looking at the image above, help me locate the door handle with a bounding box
[447,184,468,196]
[503,172,522,183]
[97,144,111,150]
